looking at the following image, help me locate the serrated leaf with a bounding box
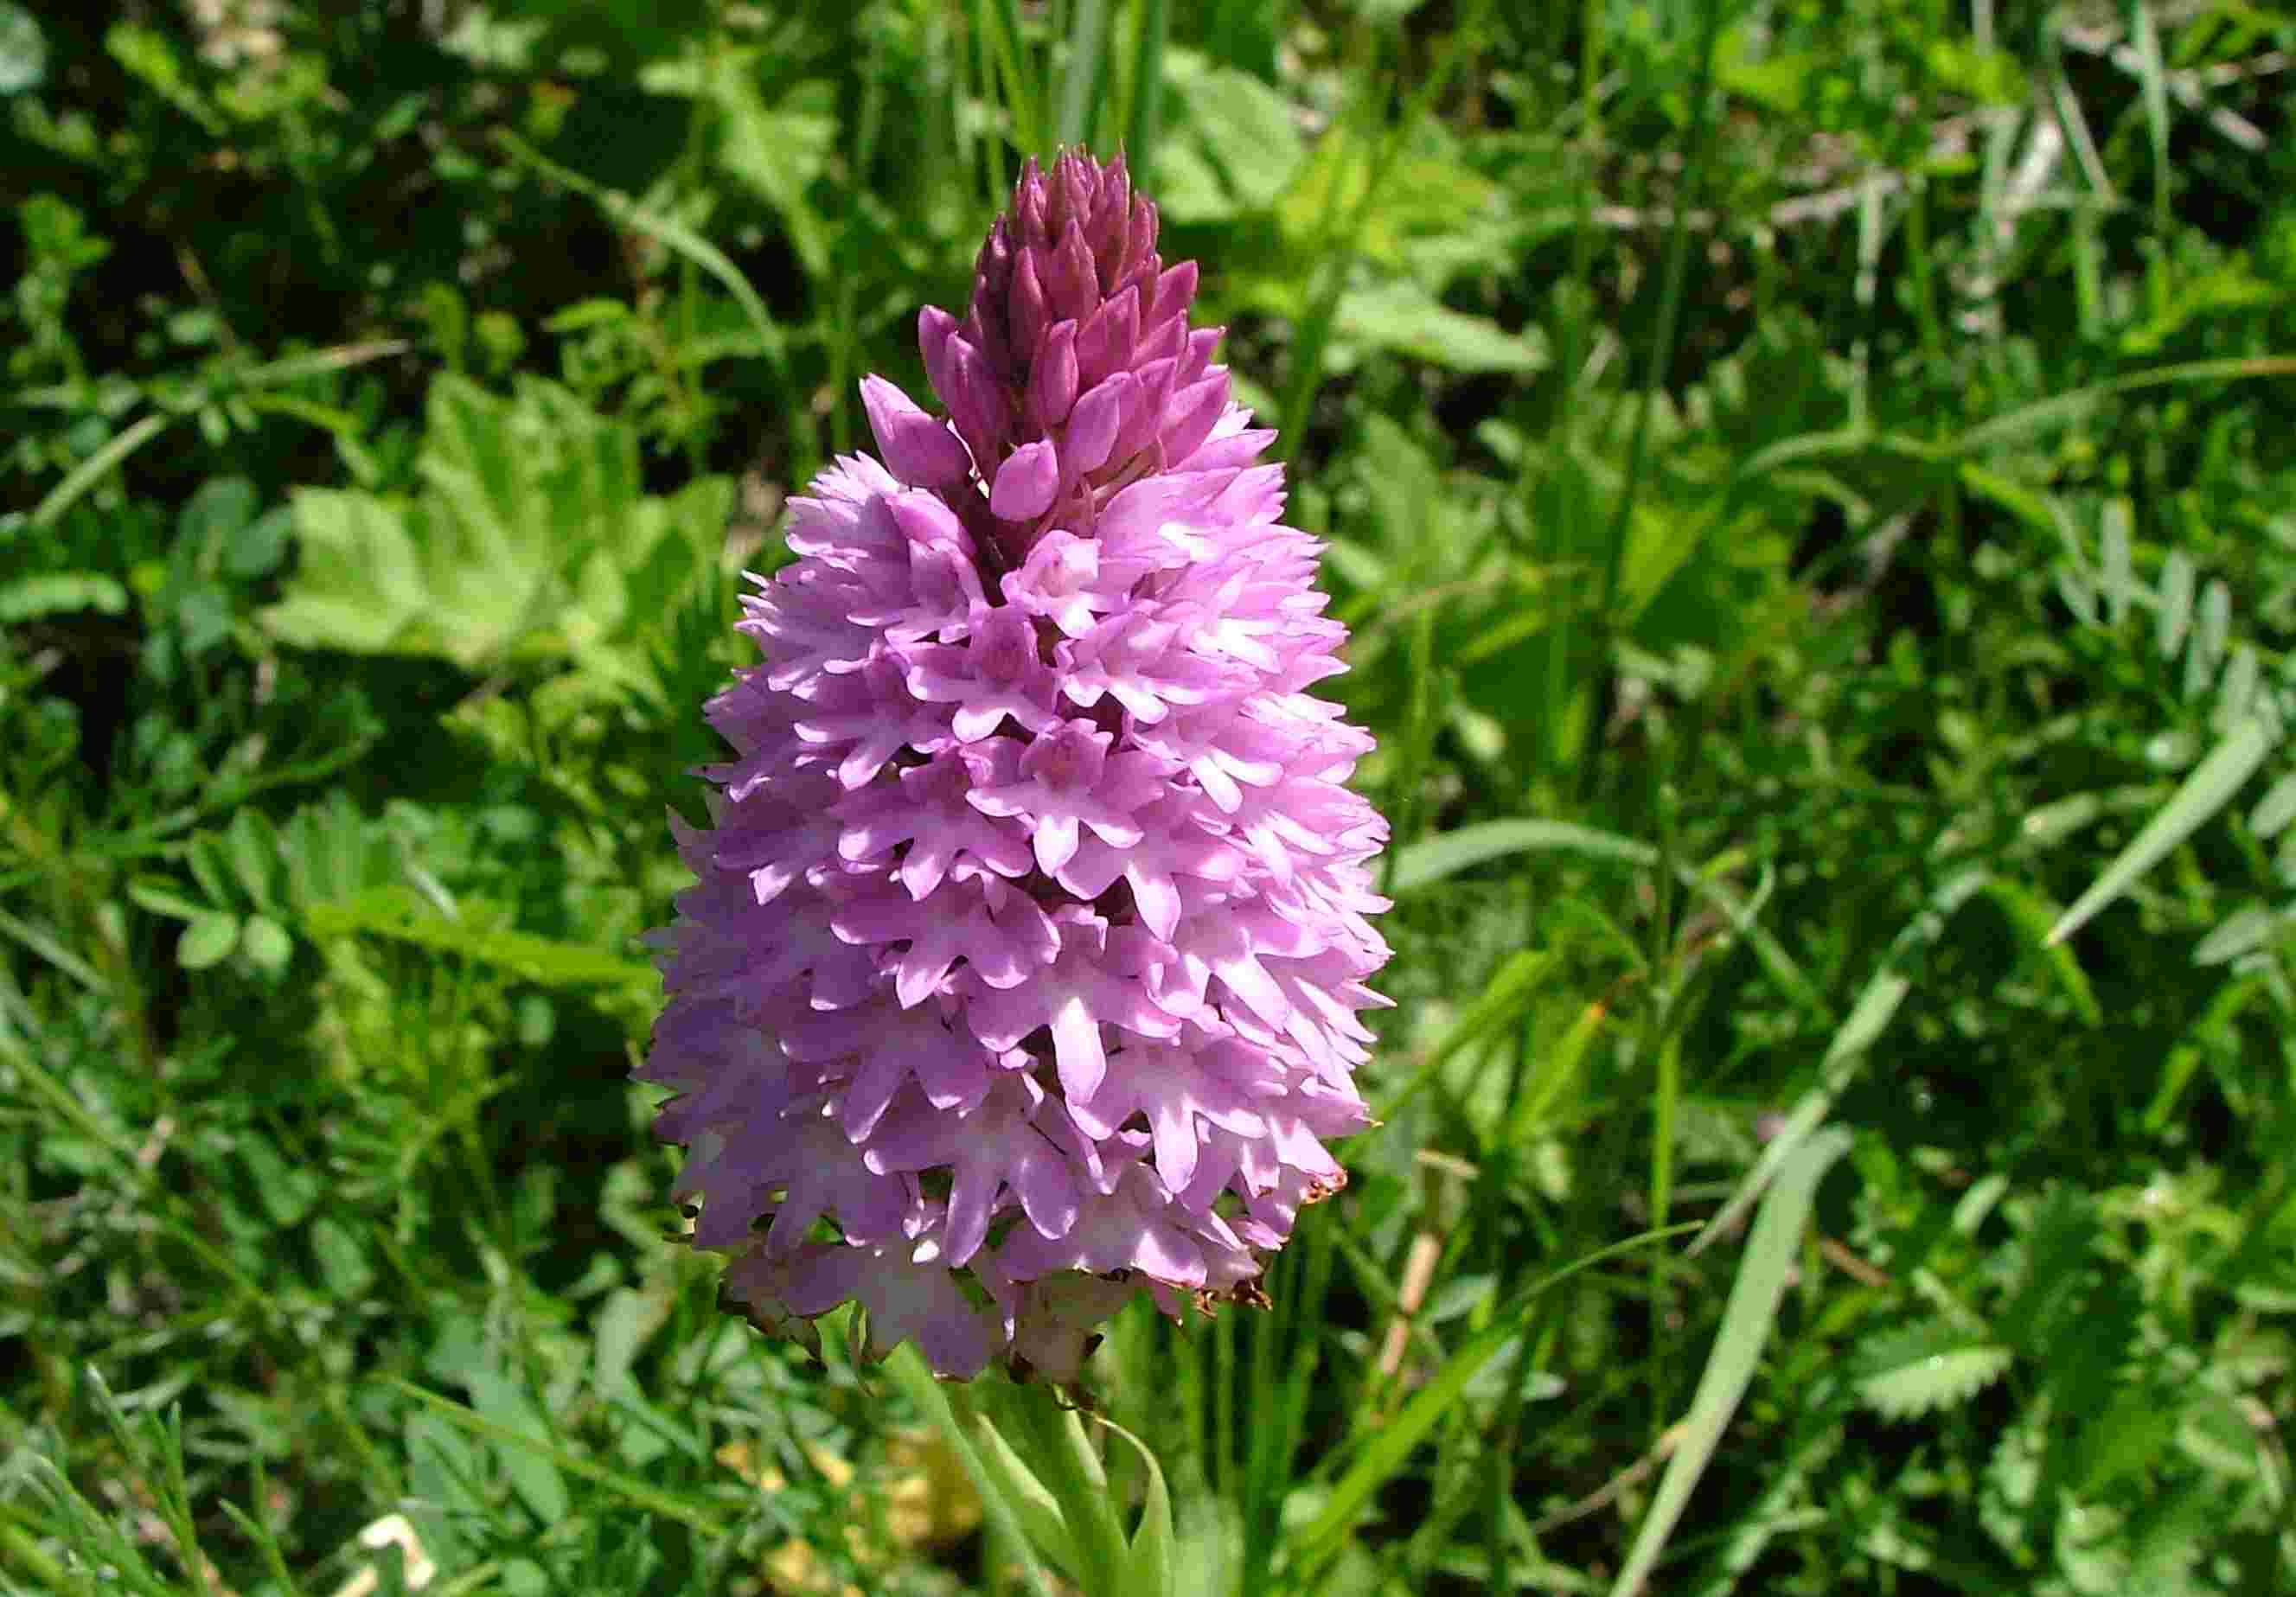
[2047,716,2274,945]
[262,374,723,679]
[1856,1335,2014,1421]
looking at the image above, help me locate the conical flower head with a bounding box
[642,150,1391,1381]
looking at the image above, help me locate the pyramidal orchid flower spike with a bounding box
[641,150,1392,1384]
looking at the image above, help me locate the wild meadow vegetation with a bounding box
[4,0,2294,1592]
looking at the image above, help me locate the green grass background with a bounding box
[3,0,2294,1592]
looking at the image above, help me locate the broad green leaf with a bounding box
[1332,280,1546,374]
[262,374,727,680]
[1608,1129,1855,1597]
[2047,716,2275,945]
[0,2,45,95]
[261,489,426,654]
[1154,55,1306,222]
[178,912,240,970]
[0,572,128,622]
[239,915,293,976]
[1095,1416,1174,1597]
[223,506,292,579]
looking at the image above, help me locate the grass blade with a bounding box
[1124,0,1167,179]
[1389,818,1656,891]
[1057,0,1110,149]
[2047,715,2274,946]
[29,412,170,530]
[1608,1129,1855,1597]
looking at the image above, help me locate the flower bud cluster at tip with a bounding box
[640,149,1391,1383]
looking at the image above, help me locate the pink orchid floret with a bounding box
[641,150,1391,1382]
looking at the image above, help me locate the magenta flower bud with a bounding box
[862,375,972,488]
[1063,374,1129,476]
[990,439,1060,522]
[1076,286,1139,392]
[1026,321,1080,436]
[642,150,1390,1381]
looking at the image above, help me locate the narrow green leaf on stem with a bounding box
[894,1356,1063,1597]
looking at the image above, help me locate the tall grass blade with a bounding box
[1124,0,1167,178]
[1608,1129,1854,1597]
[1058,0,1110,149]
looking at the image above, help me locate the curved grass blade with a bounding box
[1389,818,1655,892]
[29,412,170,531]
[2045,715,2274,947]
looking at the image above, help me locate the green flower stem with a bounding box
[930,1368,1143,1596]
